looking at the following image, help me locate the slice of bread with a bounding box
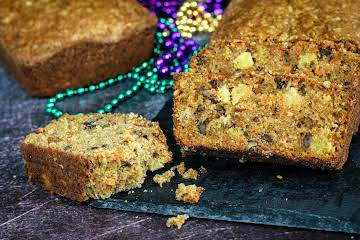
[173,39,360,170]
[21,113,172,201]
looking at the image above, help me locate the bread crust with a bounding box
[213,0,360,45]
[0,0,157,96]
[22,143,91,201]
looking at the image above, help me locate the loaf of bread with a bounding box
[173,0,360,170]
[0,0,157,96]
[21,113,172,201]
[213,0,360,44]
[173,39,360,170]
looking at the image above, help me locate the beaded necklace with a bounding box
[45,0,225,118]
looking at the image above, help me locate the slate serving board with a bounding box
[90,99,360,234]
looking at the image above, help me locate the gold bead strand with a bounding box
[175,0,222,39]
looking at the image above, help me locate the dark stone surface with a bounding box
[92,99,360,234]
[0,68,359,239]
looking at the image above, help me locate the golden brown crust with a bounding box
[0,0,157,96]
[213,0,360,44]
[180,146,345,170]
[22,143,91,201]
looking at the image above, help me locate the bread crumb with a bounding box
[166,214,189,229]
[198,166,207,174]
[171,162,186,175]
[169,163,205,181]
[182,168,198,180]
[176,183,204,204]
[276,175,283,180]
[153,170,175,187]
[143,189,148,193]
[177,162,186,175]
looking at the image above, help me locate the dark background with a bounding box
[0,67,358,239]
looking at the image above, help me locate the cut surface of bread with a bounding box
[173,39,360,170]
[191,39,360,86]
[22,113,172,201]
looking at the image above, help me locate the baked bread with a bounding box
[173,39,360,170]
[166,215,189,229]
[173,0,360,170]
[175,183,204,204]
[213,0,360,44]
[190,39,360,87]
[21,113,172,202]
[0,0,157,96]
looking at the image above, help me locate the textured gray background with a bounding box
[0,67,358,239]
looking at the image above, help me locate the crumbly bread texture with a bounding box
[171,162,186,175]
[153,162,202,187]
[0,0,157,96]
[170,161,199,180]
[166,215,189,229]
[182,168,198,180]
[174,0,360,170]
[174,39,360,170]
[192,39,360,87]
[153,170,175,187]
[21,113,172,202]
[175,183,204,204]
[213,0,360,44]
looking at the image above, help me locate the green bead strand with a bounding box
[45,17,205,119]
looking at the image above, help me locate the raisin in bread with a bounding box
[21,113,172,201]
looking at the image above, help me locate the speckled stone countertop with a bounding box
[0,67,357,240]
